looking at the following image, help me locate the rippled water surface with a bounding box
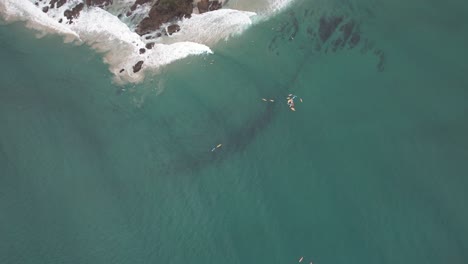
[1,0,468,263]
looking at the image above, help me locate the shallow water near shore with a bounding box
[1,0,468,263]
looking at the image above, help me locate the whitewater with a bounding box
[0,0,295,84]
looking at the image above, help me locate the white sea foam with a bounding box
[0,0,79,42]
[225,0,294,15]
[69,6,212,83]
[0,0,296,84]
[106,0,154,30]
[163,9,255,45]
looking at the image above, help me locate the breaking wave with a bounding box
[0,0,295,84]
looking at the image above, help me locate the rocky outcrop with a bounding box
[42,0,224,36]
[197,0,222,14]
[85,0,113,8]
[136,0,193,35]
[130,0,152,11]
[61,1,112,24]
[166,24,180,35]
[49,0,67,8]
[197,0,209,13]
[49,0,112,9]
[133,60,144,73]
[64,3,84,23]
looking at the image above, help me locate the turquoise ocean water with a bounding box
[1,0,468,263]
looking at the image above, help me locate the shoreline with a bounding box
[0,0,294,84]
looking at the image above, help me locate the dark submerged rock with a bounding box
[340,21,355,43]
[139,48,146,54]
[374,49,385,71]
[329,20,355,51]
[119,69,125,73]
[331,39,342,52]
[145,42,155,49]
[349,32,360,48]
[319,16,343,42]
[136,0,193,36]
[42,6,49,12]
[133,60,144,73]
[268,10,383,73]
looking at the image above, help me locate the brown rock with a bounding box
[166,24,180,35]
[85,0,113,8]
[139,48,146,54]
[130,0,152,11]
[136,0,193,35]
[49,0,67,8]
[119,69,125,73]
[133,60,144,73]
[197,0,222,14]
[145,42,155,49]
[42,6,49,12]
[64,3,84,23]
[208,1,222,11]
[143,32,162,40]
[197,0,209,13]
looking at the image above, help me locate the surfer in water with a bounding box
[287,94,302,111]
[211,144,223,152]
